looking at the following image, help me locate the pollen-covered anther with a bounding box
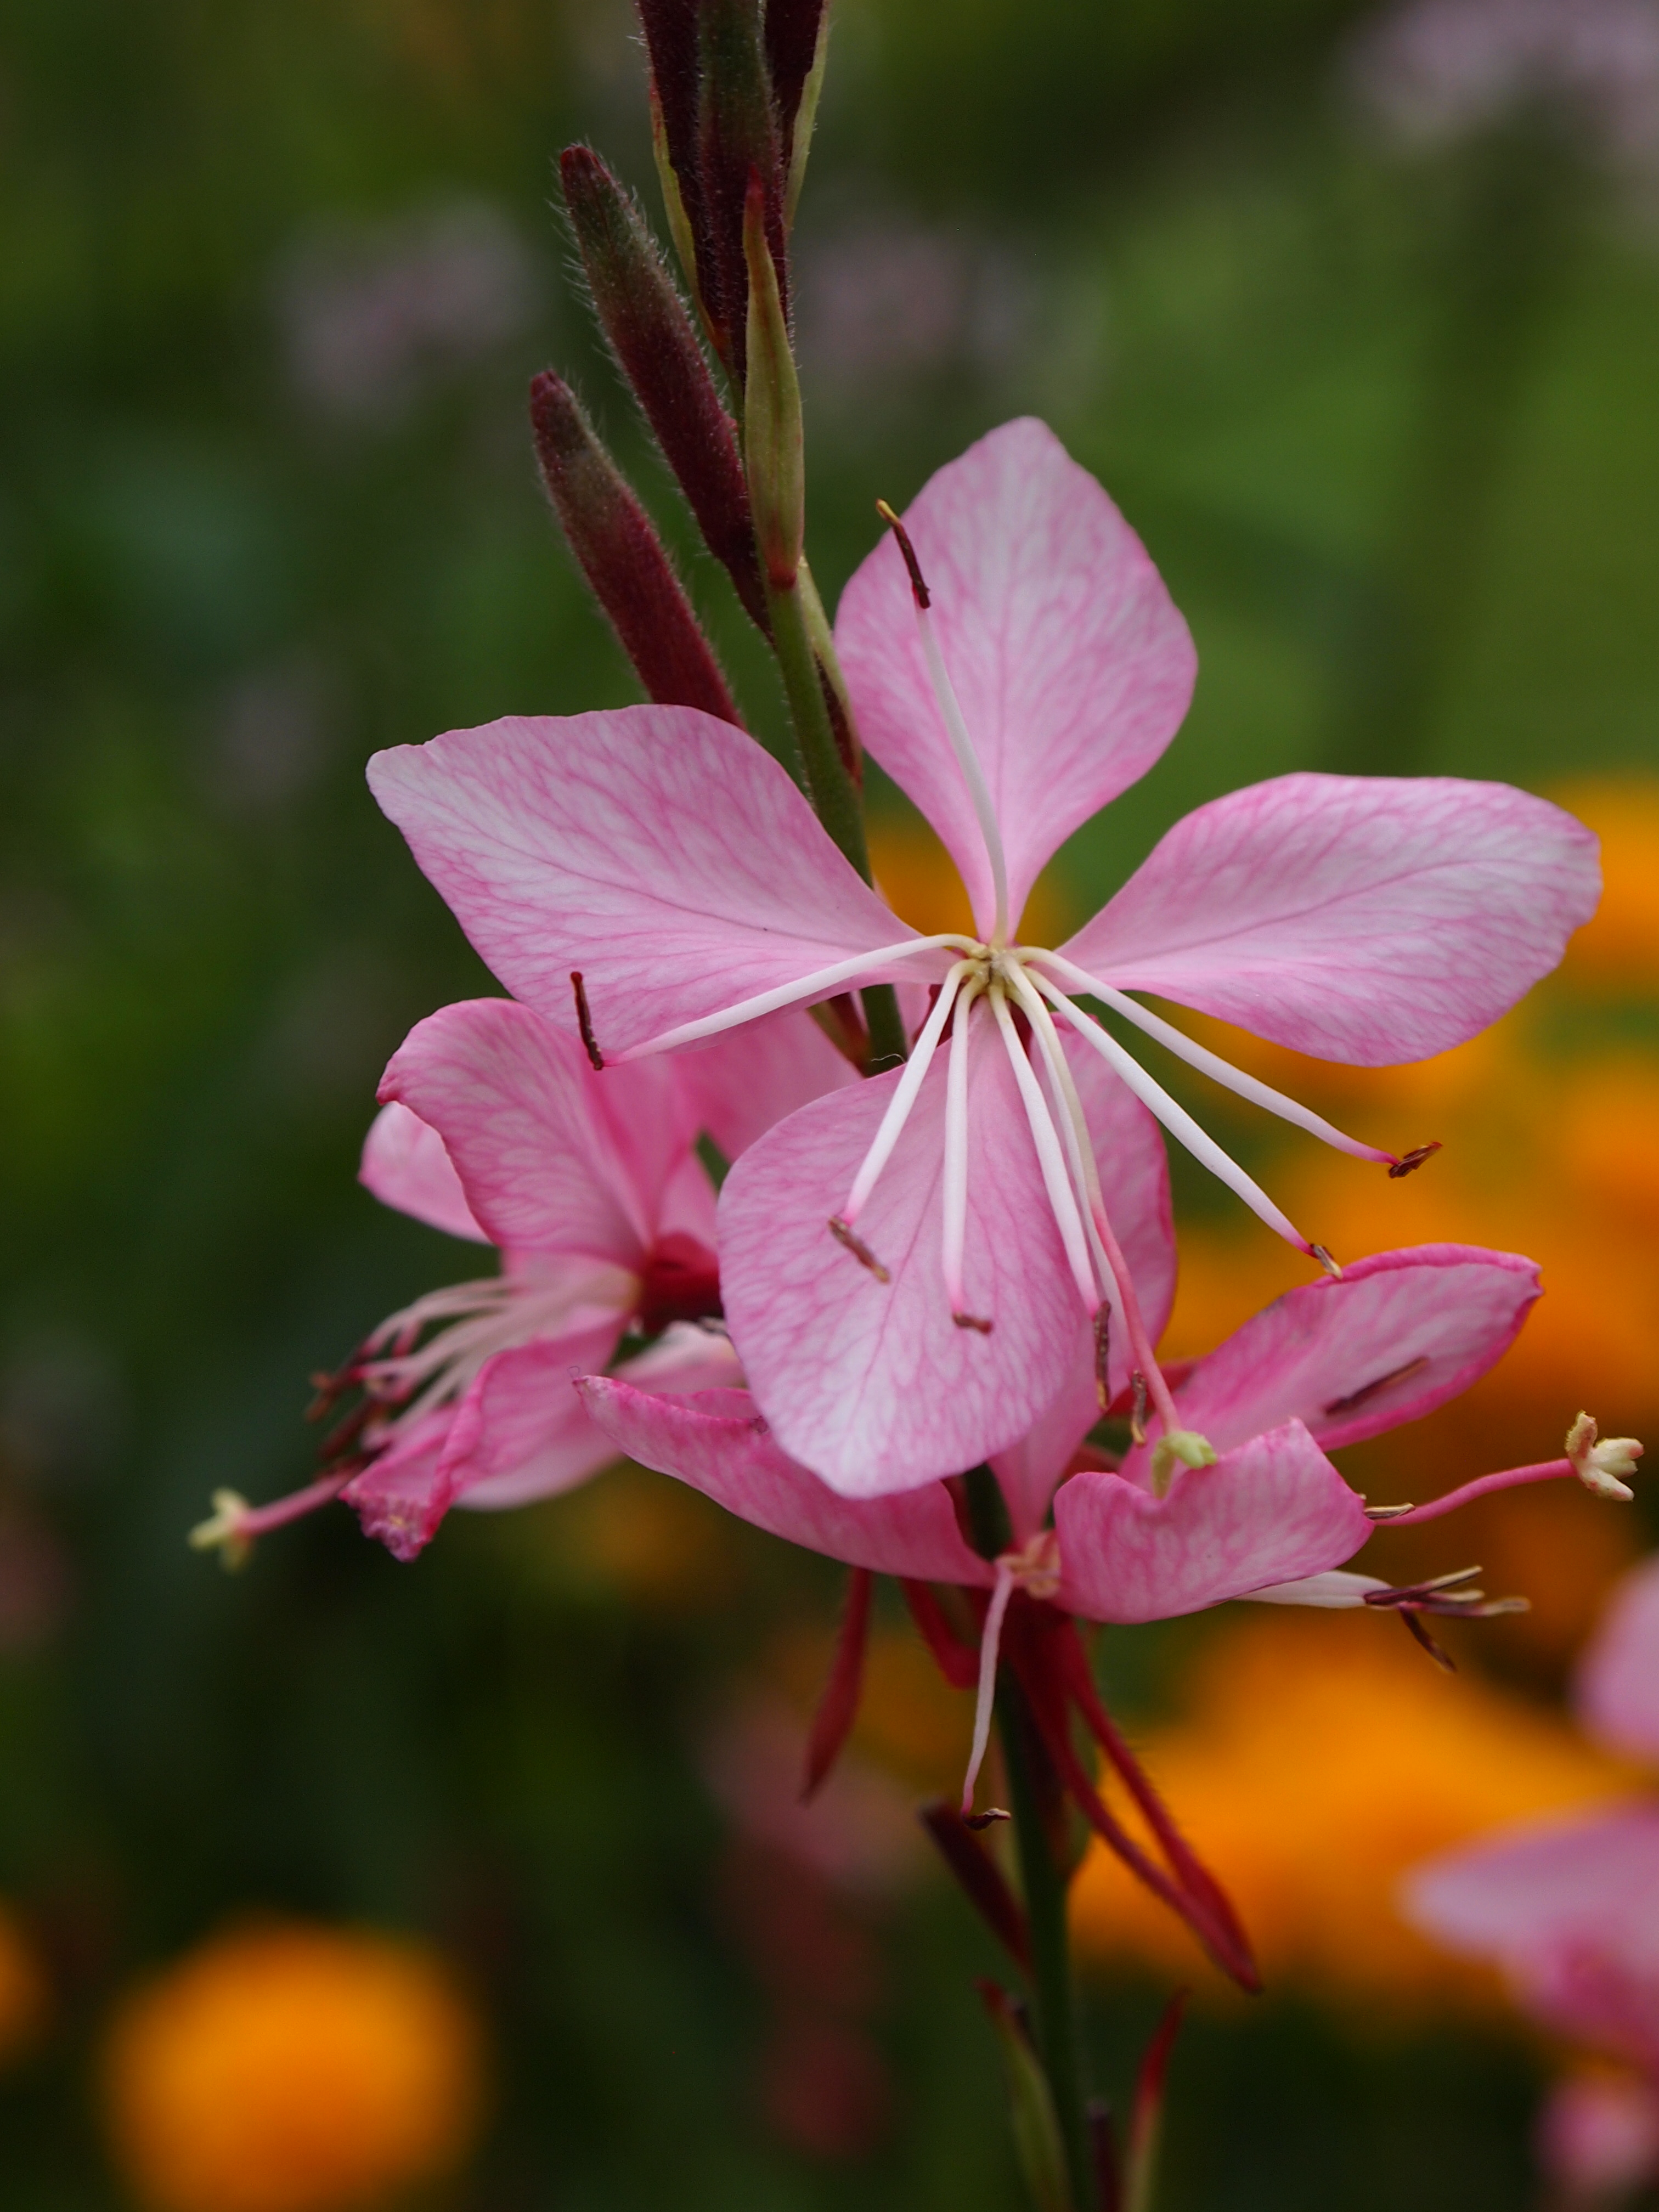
[1566,1412,1643,1502]
[1147,1428,1218,1500]
[1387,1140,1442,1180]
[828,1215,889,1281]
[188,1490,254,1573]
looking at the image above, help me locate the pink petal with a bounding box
[675,1008,858,1162]
[835,419,1195,932]
[379,998,668,1265]
[1577,1556,1659,1765]
[359,1100,489,1244]
[1407,1814,1659,2008]
[367,708,945,1054]
[1061,775,1600,1063]
[578,1377,994,1584]
[436,1316,624,1508]
[990,1046,1176,1537]
[1164,1244,1541,1458]
[718,1015,1090,1496]
[341,1411,456,1563]
[1053,1419,1373,1623]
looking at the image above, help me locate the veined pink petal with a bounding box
[359,1101,488,1244]
[675,1008,858,1163]
[719,1016,1088,1496]
[836,418,1203,929]
[835,419,1195,932]
[341,1411,456,1564]
[990,1046,1176,1537]
[1577,1556,1659,1765]
[379,998,661,1265]
[578,1377,994,1584]
[367,707,948,1054]
[1164,1245,1541,1458]
[1053,1419,1373,1624]
[1060,775,1600,1063]
[435,1316,624,1509]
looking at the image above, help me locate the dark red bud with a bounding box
[764,0,827,182]
[529,371,741,725]
[560,147,768,631]
[697,0,787,381]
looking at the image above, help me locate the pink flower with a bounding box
[574,1240,1600,1979]
[368,416,1600,1492]
[1404,1548,1659,2097]
[192,998,850,1562]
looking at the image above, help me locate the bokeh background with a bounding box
[3,0,1658,2204]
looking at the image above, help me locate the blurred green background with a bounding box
[3,0,1657,2204]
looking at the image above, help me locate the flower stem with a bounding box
[1000,1681,1096,2212]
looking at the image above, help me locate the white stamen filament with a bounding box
[988,984,1099,1313]
[362,1268,633,1429]
[842,960,973,1225]
[942,974,985,1313]
[962,1556,1017,1815]
[911,598,1011,946]
[1031,973,1324,1262]
[1028,952,1397,1167]
[1004,964,1184,1437]
[614,932,975,1060]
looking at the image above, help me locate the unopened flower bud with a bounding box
[764,0,830,225]
[529,373,742,725]
[1148,1429,1219,1500]
[1566,1412,1642,1502]
[698,0,787,380]
[560,148,768,631]
[188,1489,254,1572]
[742,172,804,590]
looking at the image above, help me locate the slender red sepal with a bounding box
[919,1800,1032,1971]
[900,1577,980,1691]
[800,1565,874,1800]
[764,0,826,176]
[1124,1992,1187,2212]
[529,373,742,723]
[559,147,768,630]
[1090,2098,1122,2212]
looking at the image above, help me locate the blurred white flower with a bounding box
[1348,0,1659,166]
[276,200,536,421]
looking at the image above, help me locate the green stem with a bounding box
[766,573,907,1069]
[1000,1683,1096,2212]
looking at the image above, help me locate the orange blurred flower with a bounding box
[0,1899,48,2066]
[1070,1615,1631,2008]
[100,1920,487,2212]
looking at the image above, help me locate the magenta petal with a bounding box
[1577,1556,1659,1764]
[342,1413,456,1562]
[836,419,1195,931]
[1166,1244,1541,1457]
[1062,774,1600,1063]
[359,1101,488,1244]
[437,1316,624,1510]
[719,1016,1087,1495]
[1053,1419,1373,1624]
[578,1377,994,1583]
[675,1008,858,1162]
[367,707,945,1053]
[379,997,672,1265]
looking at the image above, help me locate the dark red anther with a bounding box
[828,1215,889,1281]
[1389,1139,1442,1180]
[531,375,742,722]
[952,1311,994,1335]
[875,499,930,607]
[801,1565,873,1800]
[559,148,769,632]
[637,1233,723,1334]
[1322,1354,1429,1417]
[1093,1307,1112,1410]
[571,970,605,1071]
[919,1802,1032,1969]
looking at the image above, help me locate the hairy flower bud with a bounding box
[698,0,787,380]
[764,0,829,224]
[742,172,804,590]
[560,146,768,630]
[529,372,741,725]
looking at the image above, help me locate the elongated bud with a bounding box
[635,0,707,246]
[742,171,803,590]
[529,373,741,725]
[977,1983,1075,2212]
[699,0,787,378]
[560,148,769,630]
[764,0,829,225]
[647,82,711,332]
